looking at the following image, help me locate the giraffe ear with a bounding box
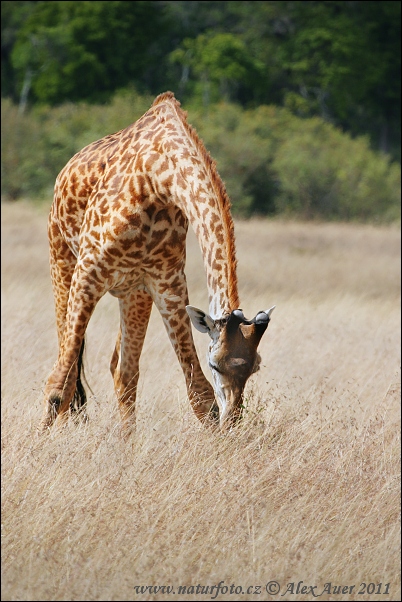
[186,306,216,335]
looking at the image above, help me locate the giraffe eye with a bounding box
[209,362,222,374]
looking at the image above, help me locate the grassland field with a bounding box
[1,200,400,601]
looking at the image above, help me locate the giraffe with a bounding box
[42,91,275,434]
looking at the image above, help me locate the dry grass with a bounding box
[1,201,400,601]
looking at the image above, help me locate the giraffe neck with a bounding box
[185,173,240,319]
[145,94,240,319]
[165,114,239,318]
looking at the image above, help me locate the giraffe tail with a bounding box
[70,338,92,422]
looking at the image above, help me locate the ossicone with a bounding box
[253,305,276,324]
[228,306,276,326]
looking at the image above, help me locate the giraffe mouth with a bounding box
[213,381,243,430]
[219,403,243,430]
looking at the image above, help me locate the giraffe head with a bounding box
[186,305,275,429]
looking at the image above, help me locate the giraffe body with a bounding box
[43,92,274,433]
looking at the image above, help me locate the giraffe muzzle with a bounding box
[216,384,244,430]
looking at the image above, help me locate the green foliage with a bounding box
[0,89,152,200]
[1,1,38,98]
[191,102,400,221]
[1,98,51,200]
[189,103,276,215]
[2,1,400,160]
[170,32,263,103]
[9,1,169,104]
[271,119,401,221]
[278,1,401,157]
[2,93,399,223]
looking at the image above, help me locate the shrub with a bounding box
[192,103,400,221]
[1,92,400,222]
[1,89,151,202]
[271,117,401,220]
[1,99,52,200]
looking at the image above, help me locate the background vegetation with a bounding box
[1,1,401,221]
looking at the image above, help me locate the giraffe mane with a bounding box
[152,92,240,311]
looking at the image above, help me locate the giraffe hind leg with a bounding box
[41,263,105,432]
[112,289,153,438]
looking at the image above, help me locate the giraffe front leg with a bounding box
[41,266,105,431]
[151,280,218,425]
[111,289,153,438]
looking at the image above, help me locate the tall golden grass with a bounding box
[1,201,400,601]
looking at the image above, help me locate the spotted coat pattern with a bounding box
[42,92,270,433]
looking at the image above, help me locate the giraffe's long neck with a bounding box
[169,140,240,319]
[145,95,240,318]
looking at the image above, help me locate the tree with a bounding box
[276,1,401,156]
[170,31,264,104]
[1,1,39,101]
[10,1,170,106]
[2,1,400,158]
